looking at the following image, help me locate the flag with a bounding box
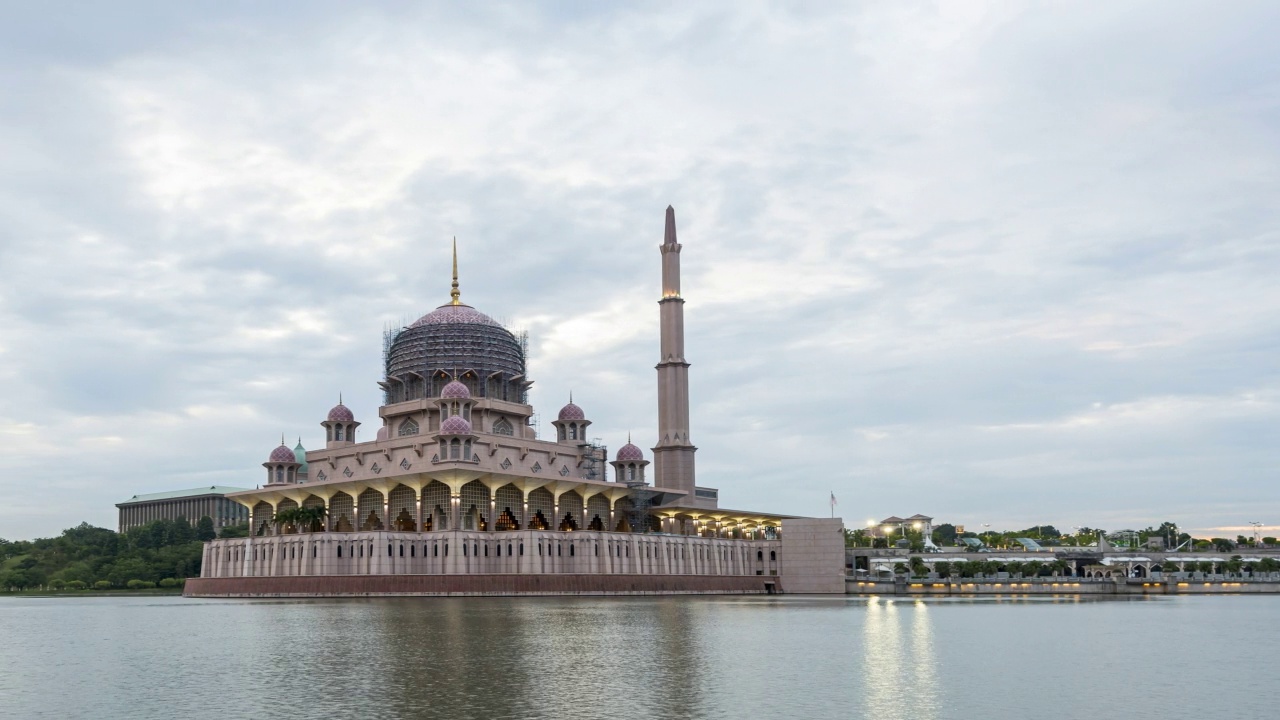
[830,492,837,507]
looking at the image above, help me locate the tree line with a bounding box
[0,517,247,592]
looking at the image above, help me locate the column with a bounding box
[383,493,391,531]
[489,498,496,532]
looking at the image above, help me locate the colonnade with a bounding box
[244,479,780,542]
[202,529,783,579]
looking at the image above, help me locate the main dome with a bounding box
[384,302,527,405]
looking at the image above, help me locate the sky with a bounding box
[1,1,1277,540]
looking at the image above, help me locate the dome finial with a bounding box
[280,433,284,445]
[450,237,461,306]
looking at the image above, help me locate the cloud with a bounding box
[0,1,1277,538]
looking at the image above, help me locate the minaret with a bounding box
[653,205,697,497]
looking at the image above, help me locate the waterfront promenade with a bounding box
[848,576,1280,596]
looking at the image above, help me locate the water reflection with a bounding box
[863,598,939,719]
[0,595,1273,720]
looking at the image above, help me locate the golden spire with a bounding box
[450,237,461,306]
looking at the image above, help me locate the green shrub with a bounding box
[93,580,112,590]
[67,580,87,590]
[158,578,179,588]
[49,579,66,590]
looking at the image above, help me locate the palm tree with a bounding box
[273,508,302,534]
[298,505,327,532]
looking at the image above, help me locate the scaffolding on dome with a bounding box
[381,317,530,405]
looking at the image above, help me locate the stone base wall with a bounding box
[778,518,846,593]
[184,573,777,597]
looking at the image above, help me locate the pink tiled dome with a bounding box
[440,415,472,435]
[327,403,354,422]
[268,444,296,463]
[558,402,585,421]
[616,442,644,462]
[410,304,501,328]
[376,426,389,441]
[441,380,471,399]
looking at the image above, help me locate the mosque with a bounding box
[186,208,844,596]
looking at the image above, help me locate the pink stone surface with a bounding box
[185,573,771,597]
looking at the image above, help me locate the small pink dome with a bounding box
[268,444,296,463]
[441,380,471,399]
[616,442,644,462]
[376,426,389,441]
[327,403,354,422]
[558,402,585,421]
[440,415,473,435]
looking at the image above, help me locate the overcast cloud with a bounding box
[1,1,1277,540]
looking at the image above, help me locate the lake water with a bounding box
[0,594,1275,719]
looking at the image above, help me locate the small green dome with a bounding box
[293,439,308,474]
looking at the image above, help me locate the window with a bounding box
[570,544,575,557]
[336,425,344,441]
[519,543,524,556]
[627,465,635,482]
[494,417,513,436]
[450,438,460,459]
[388,544,393,557]
[275,467,283,483]
[569,424,578,440]
[411,545,415,557]
[398,418,419,436]
[770,551,776,561]
[399,544,404,557]
[464,440,472,461]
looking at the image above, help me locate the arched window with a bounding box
[627,465,635,482]
[464,440,472,461]
[770,550,777,561]
[569,424,578,440]
[558,426,567,442]
[450,438,460,459]
[494,417,513,436]
[570,544,575,557]
[757,550,763,561]
[275,467,283,483]
[398,418,419,437]
[519,542,524,555]
[463,405,471,421]
[335,425,344,441]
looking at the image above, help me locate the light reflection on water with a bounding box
[0,594,1276,719]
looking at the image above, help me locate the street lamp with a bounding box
[1249,521,1264,546]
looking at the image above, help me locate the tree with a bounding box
[219,523,249,539]
[2,570,32,591]
[1211,538,1235,553]
[933,524,957,546]
[909,556,928,578]
[935,561,952,578]
[195,516,217,542]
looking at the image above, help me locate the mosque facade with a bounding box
[186,208,845,597]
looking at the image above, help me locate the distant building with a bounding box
[116,486,251,533]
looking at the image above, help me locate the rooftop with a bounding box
[117,485,250,505]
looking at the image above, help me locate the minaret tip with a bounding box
[664,206,677,245]
[450,237,461,305]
